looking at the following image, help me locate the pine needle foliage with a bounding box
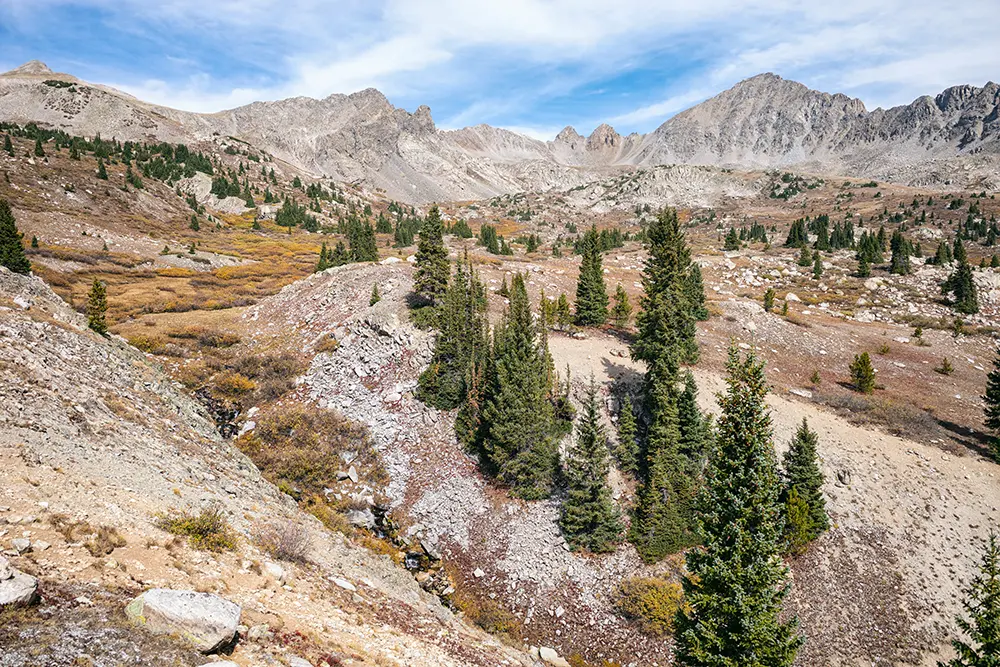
[781,418,829,553]
[478,273,558,499]
[0,199,31,275]
[415,205,450,306]
[86,278,108,335]
[560,378,623,553]
[674,346,802,667]
[574,225,609,326]
[938,532,1000,666]
[417,254,488,411]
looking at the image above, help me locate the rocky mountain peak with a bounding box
[555,126,584,144]
[586,123,621,150]
[3,60,53,76]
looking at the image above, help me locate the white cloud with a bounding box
[5,0,1000,130]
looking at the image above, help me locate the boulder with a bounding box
[125,589,241,653]
[0,556,38,608]
[539,646,571,667]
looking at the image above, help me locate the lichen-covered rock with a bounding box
[125,589,241,653]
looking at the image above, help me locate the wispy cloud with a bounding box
[2,0,998,134]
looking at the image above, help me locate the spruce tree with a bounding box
[369,284,381,306]
[86,279,108,335]
[34,137,44,158]
[982,348,1000,461]
[611,283,633,329]
[418,254,488,410]
[629,358,697,561]
[850,352,876,394]
[674,346,802,667]
[686,264,709,321]
[890,230,912,275]
[479,273,557,499]
[414,205,450,306]
[812,252,823,278]
[315,242,329,272]
[616,394,639,474]
[329,241,349,267]
[348,220,378,262]
[560,378,624,553]
[857,254,871,278]
[189,215,200,231]
[97,159,108,180]
[724,227,740,251]
[3,134,12,157]
[0,199,31,275]
[574,226,609,326]
[945,259,980,315]
[556,293,572,326]
[797,245,813,267]
[633,207,699,366]
[939,532,1000,666]
[677,370,707,475]
[782,418,829,552]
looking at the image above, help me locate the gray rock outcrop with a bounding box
[0,555,39,608]
[125,589,242,653]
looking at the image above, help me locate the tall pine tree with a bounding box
[674,346,802,667]
[560,378,623,553]
[633,207,700,366]
[982,348,1000,461]
[677,370,707,476]
[611,283,633,328]
[417,254,488,410]
[479,273,557,500]
[414,205,450,306]
[574,225,609,326]
[616,394,639,474]
[0,199,31,275]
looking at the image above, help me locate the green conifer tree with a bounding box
[890,229,912,275]
[633,207,699,366]
[857,254,871,277]
[939,532,1000,666]
[674,346,802,667]
[34,137,45,157]
[686,263,709,321]
[315,242,329,272]
[97,159,108,180]
[850,352,876,394]
[616,394,639,475]
[982,348,1000,461]
[414,205,450,306]
[611,283,633,328]
[479,273,557,499]
[764,287,776,312]
[556,293,572,326]
[677,370,706,475]
[782,418,829,552]
[944,258,980,314]
[189,215,200,231]
[798,245,813,267]
[724,227,740,251]
[3,134,12,157]
[370,284,381,306]
[418,255,488,410]
[574,226,609,326]
[86,279,108,335]
[0,199,31,275]
[812,252,823,278]
[560,378,624,553]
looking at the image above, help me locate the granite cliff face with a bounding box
[2,63,998,201]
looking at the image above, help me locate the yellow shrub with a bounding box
[615,576,686,636]
[212,371,257,397]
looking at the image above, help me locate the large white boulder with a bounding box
[0,556,38,608]
[125,588,241,653]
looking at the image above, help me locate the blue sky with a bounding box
[2,1,999,140]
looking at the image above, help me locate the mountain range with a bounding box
[2,60,998,202]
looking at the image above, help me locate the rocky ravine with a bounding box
[238,258,1000,666]
[0,266,536,667]
[3,63,998,203]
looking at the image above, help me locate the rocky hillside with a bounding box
[4,63,997,202]
[0,266,536,667]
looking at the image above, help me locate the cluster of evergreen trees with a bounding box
[0,199,31,275]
